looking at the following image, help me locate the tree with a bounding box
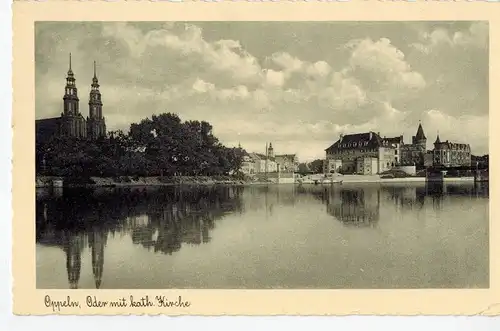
[309,159,324,174]
[36,112,245,179]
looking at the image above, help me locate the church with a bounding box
[36,54,107,144]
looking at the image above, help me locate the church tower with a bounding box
[267,142,274,158]
[87,61,107,140]
[61,53,87,138]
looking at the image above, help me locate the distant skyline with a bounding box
[35,21,489,161]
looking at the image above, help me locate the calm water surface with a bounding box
[36,182,489,289]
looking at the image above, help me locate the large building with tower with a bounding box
[36,53,107,144]
[432,134,471,167]
[323,122,472,174]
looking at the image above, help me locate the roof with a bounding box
[415,123,426,140]
[434,134,441,144]
[325,131,384,152]
[382,136,403,145]
[275,154,297,160]
[36,117,61,124]
[36,117,62,144]
[434,140,470,150]
[248,153,262,161]
[249,153,275,162]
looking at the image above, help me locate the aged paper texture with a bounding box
[12,0,500,316]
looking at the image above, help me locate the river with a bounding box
[36,182,489,289]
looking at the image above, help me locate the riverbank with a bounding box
[36,175,254,188]
[36,174,480,188]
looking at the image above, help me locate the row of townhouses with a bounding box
[324,123,471,175]
[240,143,299,175]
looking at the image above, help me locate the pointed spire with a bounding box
[435,131,441,144]
[415,121,426,140]
[91,61,99,87]
[67,52,74,76]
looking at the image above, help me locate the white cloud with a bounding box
[264,69,285,87]
[305,61,331,78]
[346,38,426,93]
[318,80,366,111]
[269,52,303,72]
[411,22,488,54]
[192,78,215,93]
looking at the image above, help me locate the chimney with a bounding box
[369,132,373,140]
[339,133,343,143]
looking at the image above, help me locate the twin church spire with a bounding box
[62,53,106,140]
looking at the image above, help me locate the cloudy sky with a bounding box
[35,21,488,161]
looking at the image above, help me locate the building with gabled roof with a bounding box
[324,131,398,175]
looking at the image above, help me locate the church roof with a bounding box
[415,123,426,140]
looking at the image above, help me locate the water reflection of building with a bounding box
[381,184,427,211]
[88,229,107,289]
[137,198,219,255]
[37,186,244,288]
[122,186,242,256]
[325,187,380,227]
[61,231,86,289]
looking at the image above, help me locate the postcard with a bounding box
[12,0,500,315]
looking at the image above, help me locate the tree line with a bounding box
[36,113,246,178]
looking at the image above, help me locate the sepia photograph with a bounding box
[34,21,489,291]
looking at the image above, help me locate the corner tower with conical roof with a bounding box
[434,132,441,146]
[87,61,107,140]
[411,121,427,151]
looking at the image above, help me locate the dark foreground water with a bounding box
[36,182,489,289]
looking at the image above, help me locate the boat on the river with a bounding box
[296,174,343,185]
